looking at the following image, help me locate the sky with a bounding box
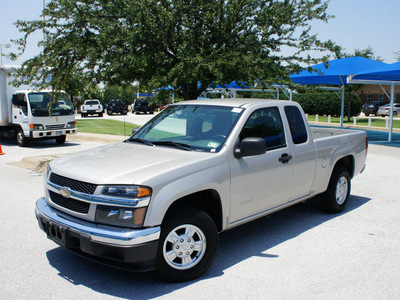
[0,0,399,66]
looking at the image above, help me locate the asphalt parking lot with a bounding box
[0,126,399,299]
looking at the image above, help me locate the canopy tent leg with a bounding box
[389,84,395,142]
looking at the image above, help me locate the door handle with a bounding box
[279,153,292,164]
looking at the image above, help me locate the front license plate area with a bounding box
[55,130,63,136]
[41,218,67,246]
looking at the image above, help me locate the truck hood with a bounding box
[49,142,222,185]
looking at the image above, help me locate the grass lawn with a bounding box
[307,115,400,129]
[76,116,399,136]
[76,119,140,136]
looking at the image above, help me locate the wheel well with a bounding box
[164,190,223,231]
[334,156,355,178]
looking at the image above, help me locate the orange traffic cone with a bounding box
[0,143,5,155]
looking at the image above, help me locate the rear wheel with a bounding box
[321,166,351,213]
[156,206,218,282]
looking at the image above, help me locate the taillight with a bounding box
[365,137,368,156]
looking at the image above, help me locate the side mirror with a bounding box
[131,127,140,135]
[234,137,267,159]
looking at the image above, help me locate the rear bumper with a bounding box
[82,109,102,114]
[35,197,160,269]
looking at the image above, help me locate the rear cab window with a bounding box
[284,106,308,144]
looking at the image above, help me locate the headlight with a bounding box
[95,205,147,228]
[66,121,76,128]
[30,123,44,130]
[101,185,151,199]
[96,185,151,228]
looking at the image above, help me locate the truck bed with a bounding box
[311,126,363,140]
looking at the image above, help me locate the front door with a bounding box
[229,107,293,224]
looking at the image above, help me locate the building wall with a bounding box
[356,85,400,103]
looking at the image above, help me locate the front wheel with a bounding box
[321,166,351,213]
[55,135,66,145]
[156,207,218,282]
[16,128,28,147]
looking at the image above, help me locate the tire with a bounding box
[55,135,66,145]
[365,113,369,116]
[16,128,28,147]
[156,206,218,282]
[98,113,103,117]
[321,166,351,213]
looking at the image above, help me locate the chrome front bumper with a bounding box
[31,128,77,138]
[35,197,160,247]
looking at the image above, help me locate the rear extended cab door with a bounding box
[228,103,316,225]
[283,105,317,199]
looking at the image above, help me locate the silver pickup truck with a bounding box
[35,99,367,281]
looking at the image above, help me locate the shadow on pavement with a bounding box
[45,194,370,299]
[0,137,81,148]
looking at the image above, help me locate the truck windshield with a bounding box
[28,92,74,116]
[129,104,243,152]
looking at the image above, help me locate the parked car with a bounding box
[361,101,387,116]
[132,98,155,114]
[106,99,128,115]
[80,99,103,117]
[377,103,400,117]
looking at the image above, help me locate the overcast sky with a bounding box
[1,0,399,66]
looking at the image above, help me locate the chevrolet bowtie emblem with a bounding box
[60,187,72,198]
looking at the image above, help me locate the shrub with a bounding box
[293,92,361,117]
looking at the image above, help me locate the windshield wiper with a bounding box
[153,141,193,151]
[126,137,154,146]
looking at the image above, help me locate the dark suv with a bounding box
[132,98,155,114]
[106,99,128,115]
[362,101,387,116]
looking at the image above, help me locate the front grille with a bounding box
[46,124,65,130]
[49,191,90,214]
[50,173,97,195]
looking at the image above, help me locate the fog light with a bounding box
[95,205,147,228]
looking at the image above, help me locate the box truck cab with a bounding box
[0,65,77,146]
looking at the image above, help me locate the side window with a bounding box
[284,106,308,144]
[12,94,28,115]
[240,107,286,149]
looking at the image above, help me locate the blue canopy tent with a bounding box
[290,57,387,127]
[348,61,400,141]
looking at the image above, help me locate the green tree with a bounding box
[103,84,138,104]
[12,0,333,100]
[328,45,384,62]
[394,49,400,61]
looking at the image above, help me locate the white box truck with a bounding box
[0,65,77,146]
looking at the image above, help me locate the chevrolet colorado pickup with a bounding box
[35,99,367,281]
